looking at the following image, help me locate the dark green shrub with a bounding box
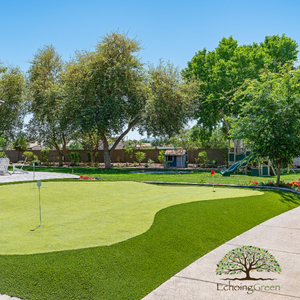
[68,152,81,166]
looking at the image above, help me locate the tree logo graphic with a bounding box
[216,246,281,280]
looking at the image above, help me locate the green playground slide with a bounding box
[220,155,253,176]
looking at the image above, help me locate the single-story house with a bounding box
[163,150,188,168]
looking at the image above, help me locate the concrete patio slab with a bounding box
[143,206,300,300]
[0,171,79,183]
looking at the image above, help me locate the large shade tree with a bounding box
[64,31,198,168]
[183,34,298,141]
[231,64,300,184]
[0,63,26,143]
[27,45,74,165]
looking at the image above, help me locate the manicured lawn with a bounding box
[17,166,300,185]
[0,182,299,300]
[0,182,262,254]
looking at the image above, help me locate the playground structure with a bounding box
[220,139,276,177]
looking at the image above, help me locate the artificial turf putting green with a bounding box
[0,188,299,300]
[0,181,263,254]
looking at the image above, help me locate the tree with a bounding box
[13,133,28,151]
[170,128,201,151]
[216,246,281,280]
[231,64,300,184]
[0,64,26,142]
[27,45,74,165]
[183,35,298,141]
[64,31,198,168]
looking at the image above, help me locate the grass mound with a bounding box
[0,188,299,300]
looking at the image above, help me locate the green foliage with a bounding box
[135,151,146,165]
[125,146,134,158]
[183,35,299,140]
[0,151,7,158]
[27,44,73,165]
[150,137,173,147]
[133,161,137,167]
[13,133,27,151]
[216,246,281,278]
[143,60,198,137]
[0,134,6,150]
[158,150,165,164]
[197,151,208,164]
[87,151,91,162]
[170,128,201,151]
[41,149,49,164]
[68,152,81,166]
[23,151,35,164]
[231,64,300,184]
[68,142,84,150]
[0,64,26,140]
[148,158,154,165]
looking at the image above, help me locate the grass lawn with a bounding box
[0,181,299,299]
[0,182,262,254]
[13,166,300,185]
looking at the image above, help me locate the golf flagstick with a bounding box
[30,180,43,231]
[211,169,215,192]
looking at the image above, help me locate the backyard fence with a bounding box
[1,149,226,164]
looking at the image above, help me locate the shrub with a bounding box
[148,158,154,165]
[13,134,27,151]
[133,161,137,167]
[197,151,208,164]
[135,152,146,165]
[41,149,49,164]
[158,150,165,164]
[0,152,7,158]
[125,147,133,159]
[87,151,91,162]
[23,151,35,165]
[68,152,81,166]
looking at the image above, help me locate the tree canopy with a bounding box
[27,45,74,164]
[183,34,298,141]
[0,64,25,141]
[231,64,300,184]
[64,31,198,168]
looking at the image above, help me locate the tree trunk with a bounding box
[89,139,95,163]
[243,268,252,280]
[62,134,68,163]
[103,137,111,169]
[220,108,230,133]
[277,160,282,185]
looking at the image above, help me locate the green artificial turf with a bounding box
[17,165,300,185]
[0,187,299,300]
[0,181,262,254]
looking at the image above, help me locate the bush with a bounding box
[68,152,81,166]
[23,151,35,165]
[125,147,133,159]
[158,150,165,164]
[41,149,49,165]
[135,152,146,165]
[13,134,27,151]
[148,158,154,165]
[197,151,208,164]
[0,152,7,158]
[87,151,91,162]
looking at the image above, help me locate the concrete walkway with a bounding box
[0,171,79,183]
[143,205,300,300]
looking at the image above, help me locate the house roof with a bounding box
[164,150,186,156]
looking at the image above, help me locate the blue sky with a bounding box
[1,0,299,139]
